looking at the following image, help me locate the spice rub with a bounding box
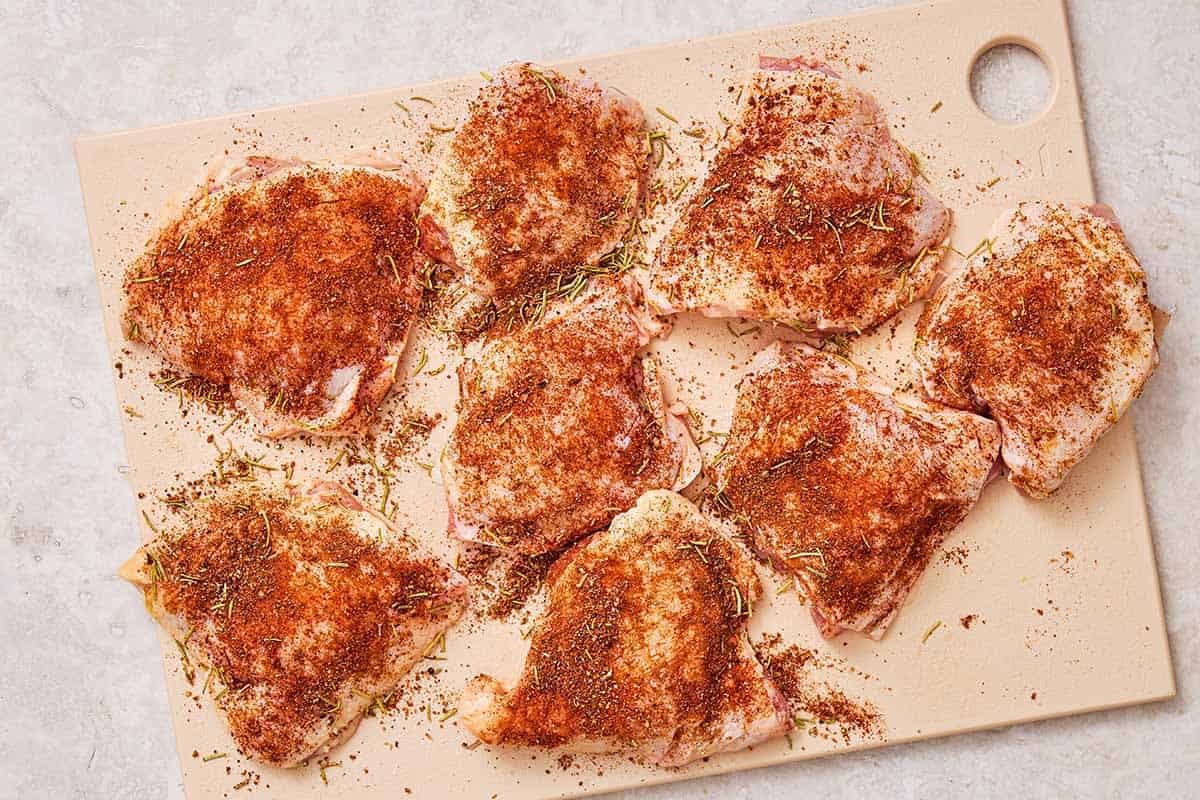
[123,157,428,437]
[648,56,949,331]
[458,491,791,766]
[420,63,649,304]
[119,482,467,767]
[754,634,884,746]
[440,278,698,555]
[914,201,1159,497]
[711,342,1000,639]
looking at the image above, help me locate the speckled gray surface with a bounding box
[1,1,1196,798]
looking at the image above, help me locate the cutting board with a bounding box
[74,0,1175,796]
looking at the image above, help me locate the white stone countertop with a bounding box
[1,1,1196,798]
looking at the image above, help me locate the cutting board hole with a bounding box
[970,43,1051,124]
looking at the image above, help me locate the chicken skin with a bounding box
[119,483,466,767]
[914,201,1158,497]
[440,278,697,555]
[420,63,648,303]
[712,343,1000,639]
[123,157,427,437]
[647,56,949,332]
[459,490,791,766]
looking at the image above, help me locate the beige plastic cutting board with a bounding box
[75,0,1175,796]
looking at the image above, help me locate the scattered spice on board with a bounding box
[458,546,556,622]
[150,369,231,415]
[378,408,443,464]
[754,634,884,745]
[1050,549,1077,574]
[941,543,972,571]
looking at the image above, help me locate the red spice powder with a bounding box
[438,65,648,302]
[124,166,426,422]
[755,634,884,745]
[141,490,460,764]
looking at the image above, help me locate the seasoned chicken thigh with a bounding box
[119,483,466,767]
[440,278,698,554]
[648,56,950,331]
[914,201,1158,497]
[123,157,427,437]
[712,343,1000,639]
[459,491,791,766]
[420,63,648,302]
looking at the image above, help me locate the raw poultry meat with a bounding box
[459,490,791,766]
[440,278,698,554]
[420,63,648,304]
[123,157,427,437]
[647,56,950,332]
[119,482,466,766]
[914,201,1158,497]
[712,342,1000,639]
